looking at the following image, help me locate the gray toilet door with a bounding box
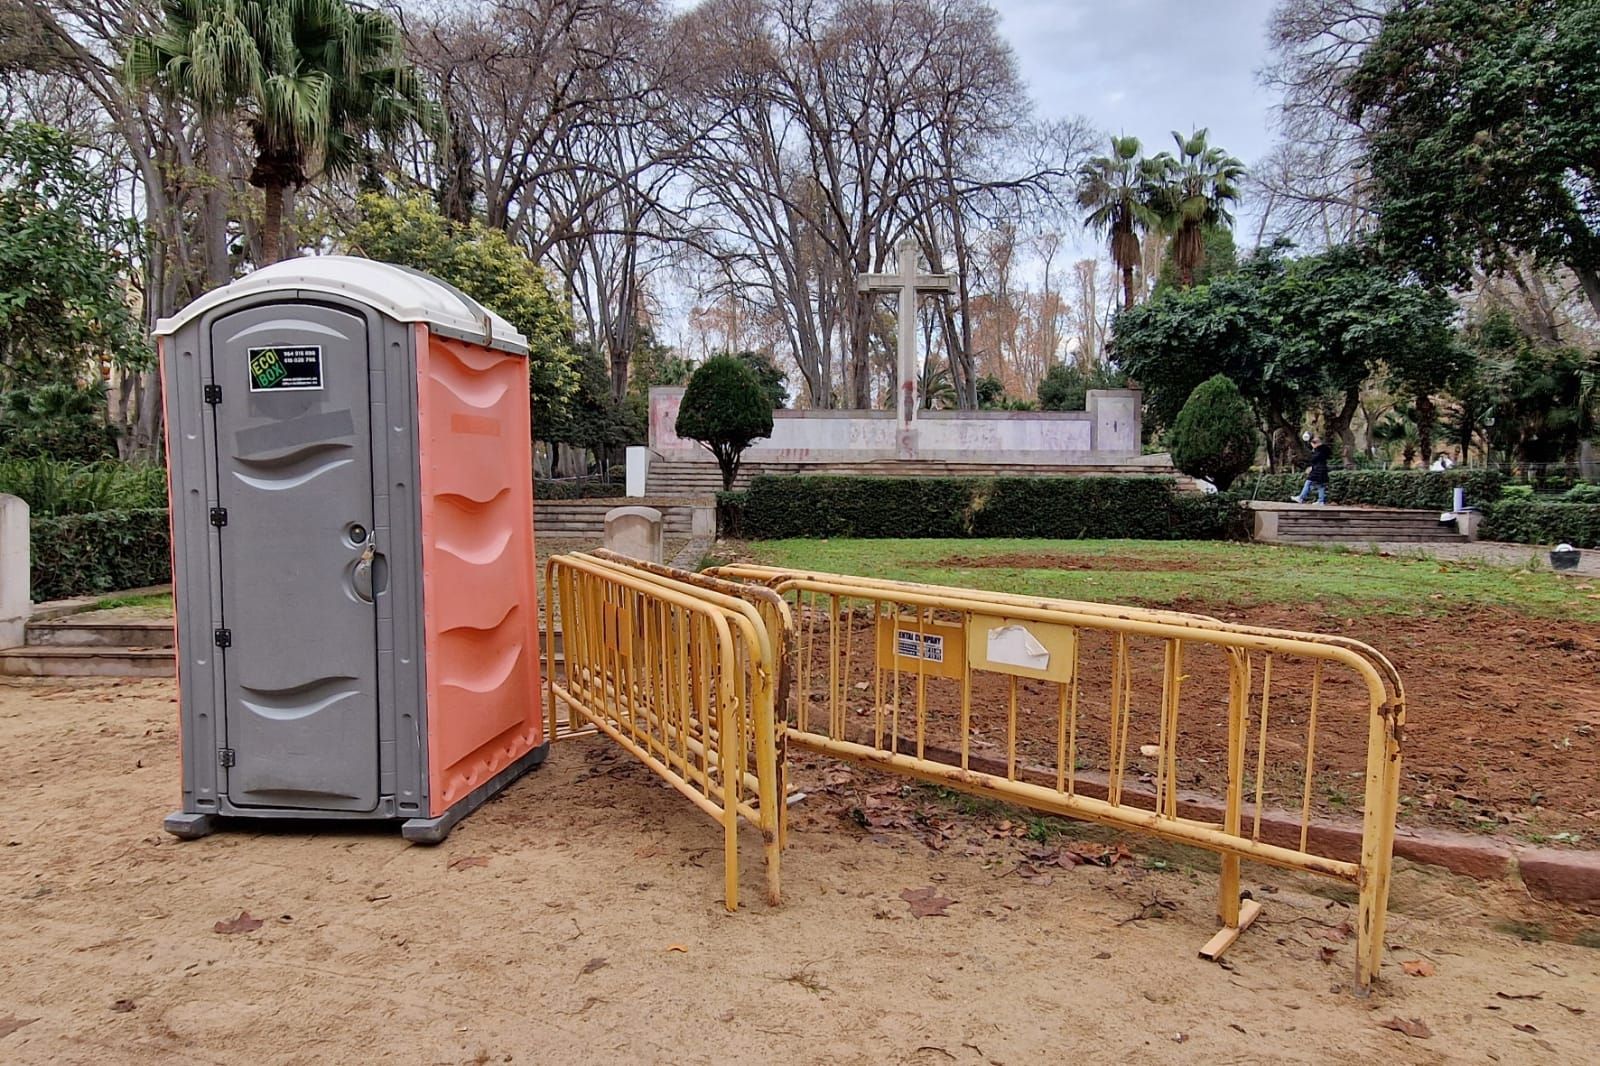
[208,303,380,811]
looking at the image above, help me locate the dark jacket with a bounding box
[1307,443,1331,484]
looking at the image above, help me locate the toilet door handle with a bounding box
[352,540,376,604]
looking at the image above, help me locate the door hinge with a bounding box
[209,507,228,528]
[204,383,222,405]
[213,627,232,648]
[218,747,236,768]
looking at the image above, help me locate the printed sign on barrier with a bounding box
[876,615,965,680]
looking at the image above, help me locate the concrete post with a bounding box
[604,505,664,565]
[0,494,29,648]
[625,446,650,497]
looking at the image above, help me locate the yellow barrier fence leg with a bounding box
[1355,691,1403,992]
[1202,652,1260,961]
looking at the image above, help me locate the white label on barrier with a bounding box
[896,630,945,663]
[987,624,1050,671]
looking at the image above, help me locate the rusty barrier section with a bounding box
[544,553,783,910]
[707,564,1405,990]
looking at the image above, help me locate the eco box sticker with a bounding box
[248,345,323,392]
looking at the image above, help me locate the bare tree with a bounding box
[1254,0,1387,247]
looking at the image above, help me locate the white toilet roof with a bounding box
[152,255,529,355]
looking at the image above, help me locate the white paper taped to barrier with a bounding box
[987,624,1050,671]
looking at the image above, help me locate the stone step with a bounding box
[25,619,174,649]
[0,644,176,678]
[3,635,563,678]
[1278,533,1468,543]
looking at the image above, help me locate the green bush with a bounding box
[675,355,774,490]
[30,508,170,601]
[0,382,121,461]
[1244,468,1503,510]
[1481,500,1600,549]
[734,475,1247,541]
[533,478,626,500]
[1167,375,1258,491]
[0,458,167,517]
[1559,482,1600,504]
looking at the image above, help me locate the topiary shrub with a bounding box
[1167,374,1257,491]
[734,475,1249,541]
[1245,467,1504,510]
[675,354,774,490]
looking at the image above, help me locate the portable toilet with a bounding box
[153,256,545,843]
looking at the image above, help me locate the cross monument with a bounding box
[858,237,956,458]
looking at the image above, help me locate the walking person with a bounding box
[1291,435,1331,505]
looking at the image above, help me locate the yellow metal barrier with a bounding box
[708,564,1404,990]
[544,553,783,910]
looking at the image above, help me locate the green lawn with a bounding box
[729,538,1600,622]
[92,592,174,612]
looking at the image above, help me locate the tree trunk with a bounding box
[1121,265,1135,310]
[260,183,287,266]
[1415,392,1436,466]
[1576,265,1600,325]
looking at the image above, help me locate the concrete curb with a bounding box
[901,740,1600,913]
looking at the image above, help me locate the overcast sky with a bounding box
[999,0,1279,166]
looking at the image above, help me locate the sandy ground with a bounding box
[3,676,1598,1065]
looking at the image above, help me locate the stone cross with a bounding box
[858,237,956,456]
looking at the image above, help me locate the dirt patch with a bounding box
[934,551,1211,573]
[2,676,1598,1063]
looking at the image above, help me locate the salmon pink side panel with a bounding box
[416,326,543,817]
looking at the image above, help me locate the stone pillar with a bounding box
[0,494,29,648]
[604,505,664,565]
[625,446,650,497]
[1087,388,1143,457]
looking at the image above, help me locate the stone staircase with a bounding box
[645,458,1195,496]
[1251,503,1469,544]
[1,616,175,677]
[534,497,712,539]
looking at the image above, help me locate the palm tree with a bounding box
[1148,129,1246,288]
[1076,136,1162,310]
[126,0,439,265]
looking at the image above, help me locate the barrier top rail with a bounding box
[707,562,1405,709]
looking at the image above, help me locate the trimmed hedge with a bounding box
[732,475,1248,541]
[1244,468,1503,510]
[1481,500,1600,549]
[31,508,171,602]
[534,478,626,500]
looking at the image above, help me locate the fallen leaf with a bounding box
[1139,744,1161,758]
[213,911,264,935]
[1229,1023,1246,1035]
[1314,921,1353,943]
[1495,990,1544,1001]
[1558,1003,1586,1015]
[899,886,955,918]
[1378,1016,1432,1040]
[666,944,688,953]
[1532,962,1567,977]
[0,1016,38,1038]
[718,1009,735,1022]
[1513,1023,1539,1034]
[1318,946,1338,965]
[1401,959,1436,977]
[580,957,608,976]
[1092,951,1111,960]
[447,855,490,871]
[110,999,136,1013]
